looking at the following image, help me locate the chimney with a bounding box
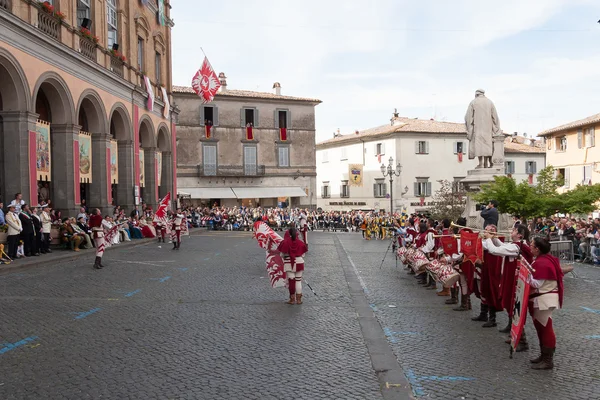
[218,72,227,92]
[355,130,359,135]
[273,82,281,96]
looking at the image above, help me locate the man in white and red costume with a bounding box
[172,208,185,250]
[89,209,105,269]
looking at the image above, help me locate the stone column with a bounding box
[89,133,112,215]
[0,111,37,204]
[143,147,158,210]
[116,139,135,213]
[51,124,81,216]
[492,134,506,169]
[160,151,173,199]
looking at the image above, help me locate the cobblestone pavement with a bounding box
[0,232,394,400]
[339,233,600,400]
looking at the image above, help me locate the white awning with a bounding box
[179,187,237,199]
[231,186,307,199]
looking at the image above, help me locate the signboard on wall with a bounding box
[348,164,363,187]
[79,132,92,183]
[139,148,145,187]
[110,140,119,184]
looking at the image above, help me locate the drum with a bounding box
[426,259,444,281]
[404,247,416,265]
[397,246,407,264]
[438,264,460,288]
[412,249,430,273]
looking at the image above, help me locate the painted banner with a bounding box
[110,140,119,184]
[74,138,80,204]
[511,260,531,353]
[139,148,145,188]
[157,152,163,186]
[349,164,363,187]
[460,231,483,265]
[106,147,112,205]
[253,221,286,288]
[191,56,221,104]
[79,132,92,183]
[35,120,51,181]
[158,0,166,26]
[144,75,155,112]
[161,86,170,118]
[28,131,38,205]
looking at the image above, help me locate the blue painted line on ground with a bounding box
[405,370,425,397]
[125,289,141,297]
[585,335,600,339]
[0,336,39,355]
[178,268,189,271]
[215,253,220,256]
[419,375,474,382]
[159,276,171,283]
[581,306,600,314]
[74,308,101,320]
[204,257,211,261]
[383,327,398,344]
[369,304,378,312]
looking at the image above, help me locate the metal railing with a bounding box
[196,164,265,177]
[79,36,96,62]
[37,10,60,41]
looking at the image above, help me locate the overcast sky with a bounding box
[171,0,600,143]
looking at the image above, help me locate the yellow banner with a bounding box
[139,148,145,187]
[79,131,92,183]
[156,152,162,186]
[110,140,119,184]
[36,120,51,181]
[349,164,363,187]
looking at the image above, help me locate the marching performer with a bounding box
[277,226,308,305]
[89,208,105,269]
[155,218,167,243]
[299,210,309,245]
[471,224,500,325]
[172,208,185,250]
[482,224,533,351]
[453,218,475,312]
[528,237,564,370]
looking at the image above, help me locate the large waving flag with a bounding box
[154,192,171,221]
[192,56,221,104]
[253,221,286,288]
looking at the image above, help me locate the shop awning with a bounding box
[231,186,307,199]
[178,187,237,199]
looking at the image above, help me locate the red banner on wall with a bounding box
[171,122,177,205]
[106,147,112,205]
[74,139,80,204]
[28,130,38,205]
[246,126,254,140]
[134,105,140,189]
[206,125,212,139]
[155,155,159,202]
[279,128,287,141]
[511,261,531,353]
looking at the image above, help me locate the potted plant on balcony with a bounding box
[55,11,66,21]
[80,27,99,44]
[39,1,54,14]
[110,49,126,63]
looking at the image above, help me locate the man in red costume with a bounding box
[89,208,105,269]
[277,226,308,305]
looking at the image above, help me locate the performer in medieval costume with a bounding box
[453,218,475,312]
[277,226,308,305]
[155,218,167,243]
[172,208,185,250]
[482,224,533,351]
[528,237,564,370]
[471,224,499,325]
[89,209,105,269]
[299,210,308,244]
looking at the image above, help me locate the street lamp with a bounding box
[380,156,402,215]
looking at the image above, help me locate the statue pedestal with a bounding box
[461,134,512,230]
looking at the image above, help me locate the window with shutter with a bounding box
[578,130,583,149]
[107,0,118,48]
[591,127,596,147]
[340,147,347,160]
[277,110,288,129]
[244,146,257,175]
[584,165,592,185]
[425,141,429,154]
[278,147,289,167]
[77,0,91,27]
[564,168,570,188]
[322,151,328,163]
[426,182,432,197]
[203,145,217,176]
[416,141,428,154]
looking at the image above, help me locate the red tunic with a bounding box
[89,214,103,229]
[480,251,503,308]
[500,241,533,314]
[531,254,564,307]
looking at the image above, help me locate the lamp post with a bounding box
[380,157,402,215]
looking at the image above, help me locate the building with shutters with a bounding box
[173,79,321,208]
[503,135,546,186]
[0,1,176,215]
[315,112,546,214]
[538,113,600,193]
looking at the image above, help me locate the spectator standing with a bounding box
[5,204,22,259]
[40,204,52,253]
[9,193,25,213]
[19,204,37,257]
[481,200,499,229]
[31,205,43,256]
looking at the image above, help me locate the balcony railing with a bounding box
[37,10,60,41]
[110,56,124,77]
[79,36,96,62]
[0,0,11,11]
[196,164,266,177]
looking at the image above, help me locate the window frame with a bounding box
[277,146,290,167]
[321,183,331,199]
[340,147,348,161]
[525,161,537,175]
[77,0,91,28]
[155,52,161,85]
[453,141,465,154]
[321,151,329,163]
[340,180,350,198]
[241,107,258,128]
[505,161,515,175]
[373,178,387,198]
[243,145,258,176]
[376,143,385,156]
[137,36,144,71]
[556,136,567,152]
[202,144,217,176]
[416,140,429,155]
[106,0,118,48]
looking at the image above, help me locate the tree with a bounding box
[474,165,600,220]
[428,180,466,222]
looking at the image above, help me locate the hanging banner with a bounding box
[35,120,51,181]
[79,132,92,183]
[110,140,119,184]
[348,164,363,187]
[279,128,287,141]
[161,86,170,118]
[143,75,155,112]
[510,261,532,354]
[158,0,166,26]
[156,152,163,186]
[139,148,145,188]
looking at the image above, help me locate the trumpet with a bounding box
[519,255,536,273]
[449,222,509,237]
[432,234,461,238]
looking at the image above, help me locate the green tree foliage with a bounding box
[474,165,600,219]
[428,180,466,222]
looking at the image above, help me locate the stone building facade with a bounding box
[0,0,176,215]
[173,80,320,208]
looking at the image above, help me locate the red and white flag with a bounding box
[253,221,286,288]
[510,260,532,353]
[154,192,171,221]
[191,56,221,104]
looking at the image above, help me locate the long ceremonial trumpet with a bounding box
[432,234,461,238]
[519,255,536,273]
[449,222,510,236]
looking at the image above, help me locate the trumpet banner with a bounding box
[510,261,531,353]
[253,221,286,288]
[460,231,483,265]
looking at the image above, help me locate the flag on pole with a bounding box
[192,56,221,104]
[253,221,286,288]
[154,192,171,221]
[510,260,532,353]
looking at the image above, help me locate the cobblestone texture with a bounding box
[0,232,384,400]
[338,233,600,400]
